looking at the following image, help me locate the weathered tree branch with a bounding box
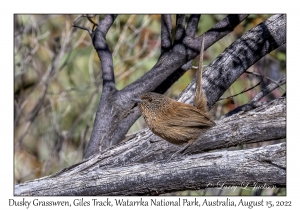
[78,14,285,173]
[15,142,286,196]
[153,14,249,94]
[161,14,172,53]
[92,14,117,92]
[186,15,201,37]
[83,14,251,158]
[14,96,286,195]
[129,14,249,95]
[73,97,286,169]
[178,14,286,109]
[84,14,118,158]
[174,14,186,42]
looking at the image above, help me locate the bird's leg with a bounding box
[166,140,194,162]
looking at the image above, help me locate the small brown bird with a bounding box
[133,92,215,161]
[133,34,215,161]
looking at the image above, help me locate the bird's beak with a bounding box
[132,98,143,103]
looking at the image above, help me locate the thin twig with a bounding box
[250,75,286,103]
[218,78,263,101]
[73,21,91,48]
[222,75,286,118]
[72,15,93,35]
[245,70,286,91]
[85,15,98,30]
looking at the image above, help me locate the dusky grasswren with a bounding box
[133,35,214,161]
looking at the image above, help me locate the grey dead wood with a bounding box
[84,14,285,158]
[84,14,250,158]
[15,142,285,196]
[14,97,286,195]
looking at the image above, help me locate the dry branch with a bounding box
[15,142,286,196]
[84,14,286,158]
[179,14,286,109]
[14,97,286,195]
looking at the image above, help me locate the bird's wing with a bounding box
[166,104,215,127]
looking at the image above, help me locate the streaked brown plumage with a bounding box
[133,34,214,161]
[135,92,215,145]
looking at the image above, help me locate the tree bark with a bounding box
[178,14,286,109]
[15,142,286,196]
[14,97,286,195]
[84,14,285,158]
[84,14,251,158]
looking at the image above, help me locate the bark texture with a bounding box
[85,14,252,158]
[14,97,286,195]
[15,143,286,196]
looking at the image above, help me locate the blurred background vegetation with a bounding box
[14,14,286,195]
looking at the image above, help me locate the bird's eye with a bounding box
[148,98,152,102]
